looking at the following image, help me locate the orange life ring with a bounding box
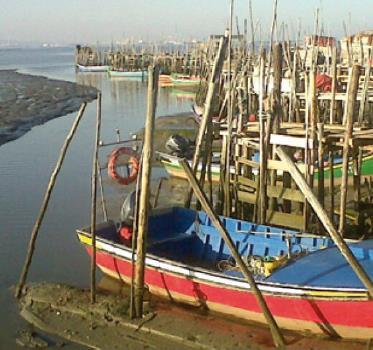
[108,147,139,185]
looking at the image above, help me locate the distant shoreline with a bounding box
[0,70,98,147]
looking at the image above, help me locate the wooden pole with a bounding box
[184,33,228,207]
[329,47,337,124]
[358,49,372,125]
[317,123,325,207]
[258,53,266,224]
[130,152,143,320]
[134,65,159,318]
[90,92,102,303]
[179,158,286,349]
[265,0,278,94]
[15,102,87,298]
[338,65,361,235]
[269,43,283,212]
[328,149,335,221]
[275,146,373,298]
[248,0,255,55]
[224,0,234,217]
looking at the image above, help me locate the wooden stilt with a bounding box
[90,93,102,303]
[185,33,228,207]
[15,102,87,299]
[134,65,159,318]
[338,65,361,235]
[180,158,286,349]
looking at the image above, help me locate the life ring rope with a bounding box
[108,147,139,185]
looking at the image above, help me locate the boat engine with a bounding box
[120,190,136,226]
[165,134,192,157]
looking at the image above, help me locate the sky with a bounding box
[0,0,372,45]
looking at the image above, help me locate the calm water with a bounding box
[0,47,191,349]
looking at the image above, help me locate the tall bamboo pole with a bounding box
[248,0,255,55]
[90,92,102,303]
[184,33,228,207]
[180,158,286,349]
[269,43,283,212]
[329,47,337,124]
[223,0,234,216]
[134,65,159,318]
[15,102,87,298]
[258,53,266,224]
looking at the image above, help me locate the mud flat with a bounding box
[0,70,97,146]
[17,281,369,350]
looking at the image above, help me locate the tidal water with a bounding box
[0,47,191,348]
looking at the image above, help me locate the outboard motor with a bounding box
[120,190,137,226]
[165,134,192,157]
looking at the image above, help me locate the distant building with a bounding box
[299,35,337,67]
[341,30,373,65]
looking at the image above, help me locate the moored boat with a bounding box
[108,69,148,78]
[76,64,110,72]
[159,151,373,182]
[170,74,201,86]
[76,207,373,339]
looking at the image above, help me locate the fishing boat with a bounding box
[159,74,173,87]
[159,151,373,182]
[76,64,110,72]
[108,69,148,79]
[76,207,373,339]
[170,74,201,87]
[158,152,225,182]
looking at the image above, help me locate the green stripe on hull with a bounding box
[315,155,373,179]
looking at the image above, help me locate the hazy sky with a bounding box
[0,0,372,44]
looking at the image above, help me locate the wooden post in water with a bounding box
[134,65,159,318]
[269,43,283,212]
[276,146,373,298]
[15,102,87,299]
[338,65,361,236]
[180,158,286,349]
[91,92,102,303]
[224,0,235,217]
[184,32,228,207]
[258,53,267,224]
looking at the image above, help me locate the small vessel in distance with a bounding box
[76,64,110,72]
[108,69,148,79]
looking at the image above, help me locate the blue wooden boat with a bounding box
[76,207,373,339]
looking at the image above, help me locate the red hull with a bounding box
[85,246,373,339]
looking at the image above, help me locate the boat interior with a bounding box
[81,207,352,282]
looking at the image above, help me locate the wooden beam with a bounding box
[179,158,286,349]
[185,32,228,207]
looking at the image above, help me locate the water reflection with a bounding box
[0,47,192,349]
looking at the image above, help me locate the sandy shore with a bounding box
[0,70,98,146]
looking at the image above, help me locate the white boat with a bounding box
[76,64,110,72]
